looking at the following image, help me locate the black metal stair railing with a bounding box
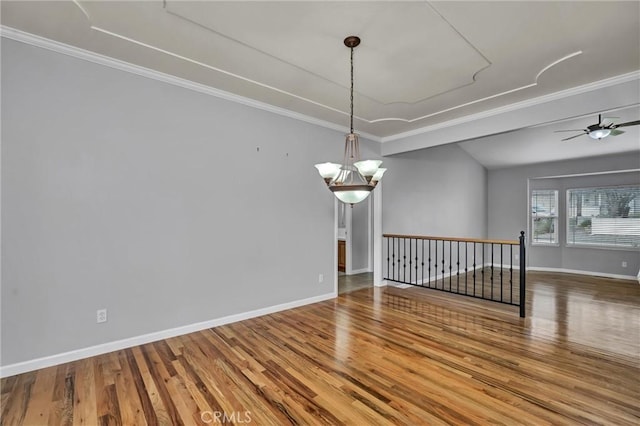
[383,232,527,318]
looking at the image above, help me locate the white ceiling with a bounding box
[458,105,640,169]
[1,1,639,167]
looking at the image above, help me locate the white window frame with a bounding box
[566,185,640,250]
[531,189,559,246]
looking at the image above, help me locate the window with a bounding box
[567,186,640,249]
[531,189,558,244]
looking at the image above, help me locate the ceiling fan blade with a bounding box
[600,116,618,127]
[613,120,640,128]
[610,129,625,136]
[554,129,586,132]
[561,133,587,141]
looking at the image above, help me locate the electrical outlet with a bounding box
[515,254,519,260]
[96,309,107,323]
[318,274,324,283]
[622,261,627,268]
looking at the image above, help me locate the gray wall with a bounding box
[488,153,640,277]
[1,39,356,365]
[350,196,370,273]
[382,143,488,238]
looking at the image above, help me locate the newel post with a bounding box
[519,231,526,318]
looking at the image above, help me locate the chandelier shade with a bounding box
[331,188,372,204]
[314,36,386,205]
[314,162,341,183]
[372,168,387,183]
[354,160,382,182]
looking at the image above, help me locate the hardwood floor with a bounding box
[2,272,639,425]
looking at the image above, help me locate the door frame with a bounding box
[333,183,384,295]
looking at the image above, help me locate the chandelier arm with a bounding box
[354,134,360,167]
[337,134,352,186]
[346,135,354,185]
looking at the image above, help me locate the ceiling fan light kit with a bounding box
[556,114,640,141]
[314,36,386,206]
[588,128,611,140]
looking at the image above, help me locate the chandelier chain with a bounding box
[350,45,354,134]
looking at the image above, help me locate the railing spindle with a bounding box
[448,240,452,292]
[392,237,396,281]
[491,243,495,300]
[415,239,419,285]
[456,241,460,293]
[480,243,486,297]
[409,238,413,282]
[473,242,477,297]
[442,240,445,290]
[465,242,468,295]
[434,240,438,289]
[421,239,424,286]
[397,238,401,281]
[510,245,513,304]
[428,240,432,287]
[500,244,504,303]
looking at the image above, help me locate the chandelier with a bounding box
[315,36,386,205]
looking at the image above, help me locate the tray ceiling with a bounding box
[1,1,639,142]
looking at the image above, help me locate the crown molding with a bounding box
[381,71,640,143]
[0,26,383,143]
[531,168,640,180]
[3,25,638,146]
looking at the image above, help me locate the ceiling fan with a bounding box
[555,114,640,141]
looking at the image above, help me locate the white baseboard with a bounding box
[0,292,336,378]
[374,279,388,288]
[527,267,637,281]
[348,268,371,275]
[388,282,412,289]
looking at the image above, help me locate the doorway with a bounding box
[337,195,374,294]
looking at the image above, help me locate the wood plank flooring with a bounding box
[2,272,639,425]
